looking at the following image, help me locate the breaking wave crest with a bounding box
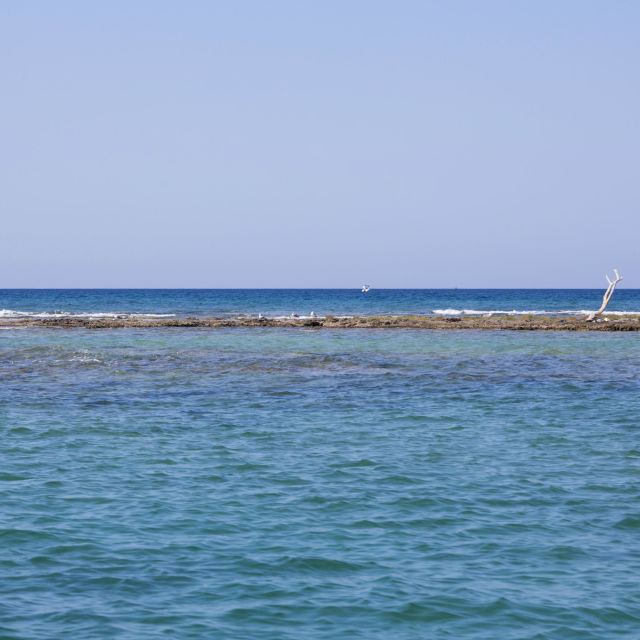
[432,309,639,317]
[0,310,175,319]
[2,308,638,320]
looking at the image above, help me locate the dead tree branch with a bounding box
[586,269,623,321]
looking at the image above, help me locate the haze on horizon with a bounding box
[1,1,638,289]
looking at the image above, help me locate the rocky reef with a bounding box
[2,315,639,331]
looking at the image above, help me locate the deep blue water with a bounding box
[1,295,640,638]
[1,288,640,319]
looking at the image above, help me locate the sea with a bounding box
[2,288,640,319]
[1,290,639,639]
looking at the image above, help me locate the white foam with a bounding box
[0,309,175,319]
[432,308,640,317]
[432,308,463,315]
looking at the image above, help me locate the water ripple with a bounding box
[1,329,639,638]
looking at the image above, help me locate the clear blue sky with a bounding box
[1,1,638,287]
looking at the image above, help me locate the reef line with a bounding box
[2,315,640,331]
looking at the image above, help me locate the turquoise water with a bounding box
[2,326,639,638]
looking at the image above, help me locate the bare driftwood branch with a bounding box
[586,269,623,321]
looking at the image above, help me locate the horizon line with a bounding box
[0,287,633,291]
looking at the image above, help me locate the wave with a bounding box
[0,310,176,319]
[432,309,640,317]
[2,308,638,321]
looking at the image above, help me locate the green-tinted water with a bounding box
[1,328,639,638]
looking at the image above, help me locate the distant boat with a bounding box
[361,285,371,292]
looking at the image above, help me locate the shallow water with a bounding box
[1,328,639,639]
